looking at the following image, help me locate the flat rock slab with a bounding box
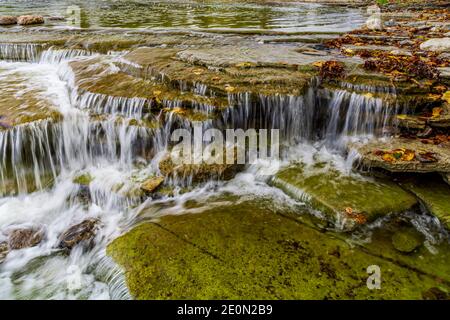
[354,138,450,173]
[400,176,450,230]
[272,165,417,230]
[107,200,448,299]
[176,44,362,68]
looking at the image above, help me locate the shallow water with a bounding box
[0,0,366,32]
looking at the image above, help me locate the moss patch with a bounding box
[107,200,448,299]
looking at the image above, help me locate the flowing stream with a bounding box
[2,1,438,300]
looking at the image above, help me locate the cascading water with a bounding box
[0,45,410,299]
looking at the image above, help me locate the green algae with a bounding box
[107,200,448,299]
[272,165,418,230]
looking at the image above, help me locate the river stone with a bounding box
[107,200,447,299]
[0,16,17,25]
[354,138,450,173]
[58,219,99,250]
[8,228,44,250]
[272,165,417,230]
[420,38,450,53]
[391,227,424,253]
[17,15,45,26]
[400,176,450,230]
[0,242,8,263]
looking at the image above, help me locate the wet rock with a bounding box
[420,38,450,53]
[107,199,445,299]
[396,115,426,130]
[73,173,93,186]
[8,228,44,250]
[391,227,424,253]
[159,153,243,184]
[0,242,8,263]
[140,176,164,194]
[272,165,417,231]
[0,16,17,25]
[58,219,99,250]
[354,138,450,173]
[422,287,449,300]
[400,176,450,230]
[17,15,45,26]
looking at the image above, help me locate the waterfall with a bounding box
[0,43,43,62]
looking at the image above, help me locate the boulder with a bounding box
[272,165,417,231]
[0,16,17,25]
[140,176,164,194]
[0,242,8,263]
[17,15,45,26]
[58,219,99,250]
[420,38,450,53]
[8,228,44,250]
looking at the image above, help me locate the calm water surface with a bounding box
[0,0,366,32]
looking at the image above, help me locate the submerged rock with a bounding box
[391,227,424,253]
[0,242,8,263]
[0,16,17,25]
[272,165,417,230]
[420,38,450,53]
[58,219,99,250]
[17,15,44,26]
[107,200,447,299]
[8,228,44,250]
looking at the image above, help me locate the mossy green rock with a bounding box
[107,201,447,300]
[272,166,417,230]
[72,173,93,186]
[400,176,450,229]
[391,227,424,253]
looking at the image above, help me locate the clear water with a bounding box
[0,0,366,32]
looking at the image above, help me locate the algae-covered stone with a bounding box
[73,173,93,186]
[272,165,417,230]
[400,176,450,229]
[107,200,448,299]
[391,227,424,253]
